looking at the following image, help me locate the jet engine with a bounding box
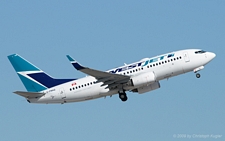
[133,81,160,94]
[131,71,156,87]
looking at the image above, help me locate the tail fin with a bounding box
[8,54,75,92]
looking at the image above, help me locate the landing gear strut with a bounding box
[119,92,128,102]
[194,66,204,78]
[196,73,201,78]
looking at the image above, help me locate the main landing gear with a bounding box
[119,91,128,102]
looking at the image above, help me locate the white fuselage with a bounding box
[28,49,215,104]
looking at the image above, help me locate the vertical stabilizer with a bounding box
[8,54,75,92]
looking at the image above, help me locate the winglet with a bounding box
[66,55,85,70]
[66,55,75,62]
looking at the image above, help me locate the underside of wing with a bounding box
[66,55,130,89]
[14,91,45,98]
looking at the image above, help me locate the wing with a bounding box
[66,55,130,89]
[14,91,45,98]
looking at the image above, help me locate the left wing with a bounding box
[66,55,130,89]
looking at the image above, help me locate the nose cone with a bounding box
[208,52,216,60]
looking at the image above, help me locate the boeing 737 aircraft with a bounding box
[8,49,216,104]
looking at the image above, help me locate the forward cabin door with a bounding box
[59,88,66,99]
[183,52,190,62]
[182,52,191,73]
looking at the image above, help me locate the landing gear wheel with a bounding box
[196,73,201,78]
[119,93,128,102]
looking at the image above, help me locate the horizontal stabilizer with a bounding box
[13,91,45,98]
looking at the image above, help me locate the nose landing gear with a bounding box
[194,66,204,78]
[196,73,201,78]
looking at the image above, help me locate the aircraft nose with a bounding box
[208,52,216,60]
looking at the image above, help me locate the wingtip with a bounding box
[66,55,85,70]
[66,55,75,62]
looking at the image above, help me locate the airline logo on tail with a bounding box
[8,54,75,92]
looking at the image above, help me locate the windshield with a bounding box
[195,50,206,54]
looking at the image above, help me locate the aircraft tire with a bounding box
[119,93,128,102]
[196,73,201,78]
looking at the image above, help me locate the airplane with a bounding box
[8,49,216,104]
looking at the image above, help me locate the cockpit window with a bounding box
[195,50,206,54]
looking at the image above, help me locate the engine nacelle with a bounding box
[131,72,156,88]
[135,81,160,94]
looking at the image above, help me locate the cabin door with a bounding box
[183,52,190,62]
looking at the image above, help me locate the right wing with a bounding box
[66,55,130,89]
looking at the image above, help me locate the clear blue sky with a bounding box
[0,1,224,140]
